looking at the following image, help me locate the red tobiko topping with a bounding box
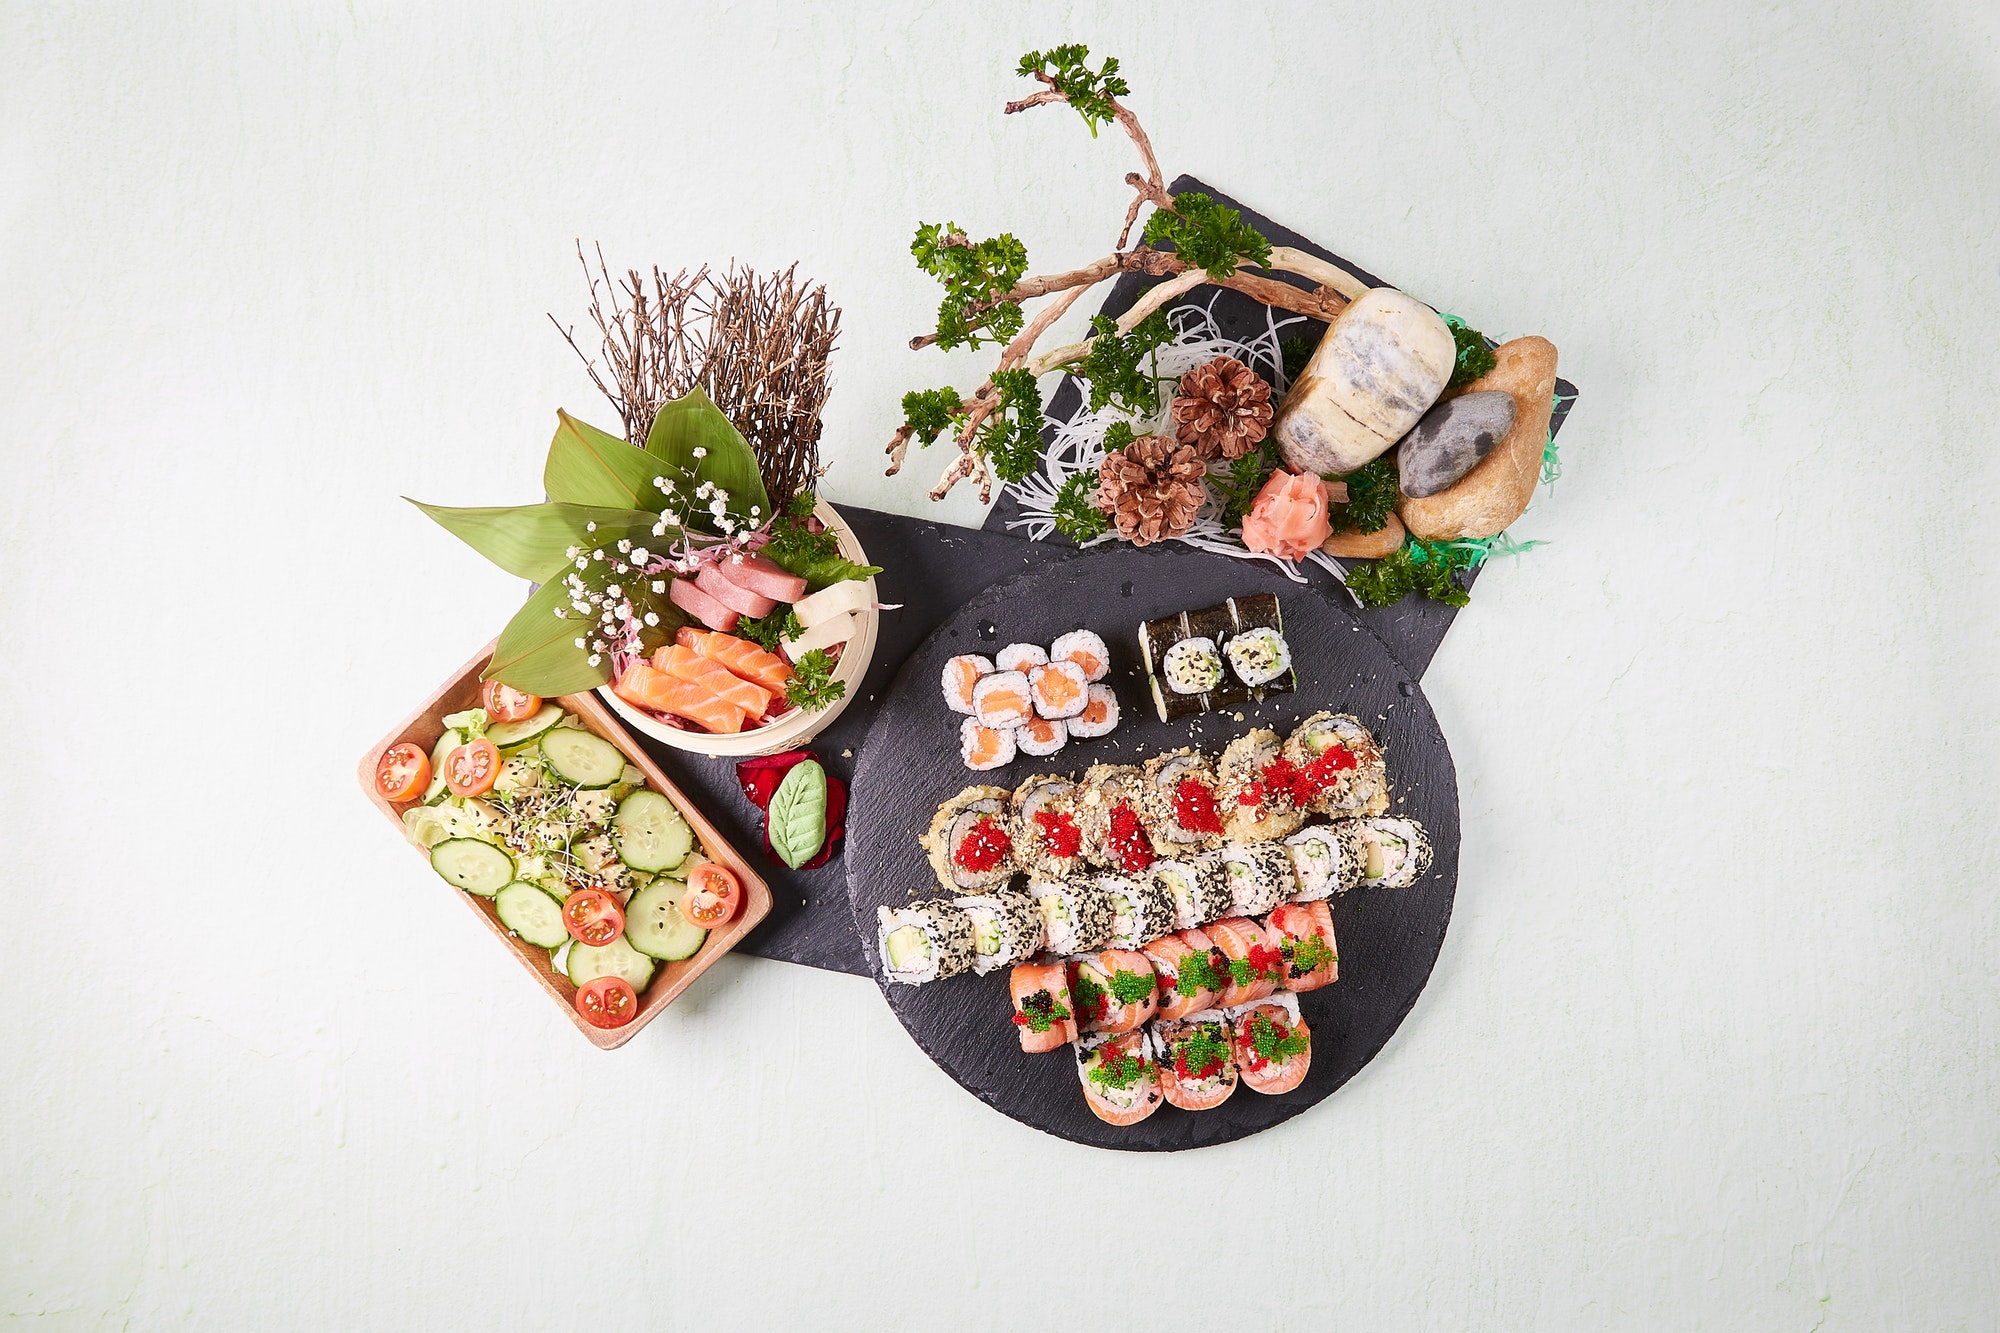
[1236,781,1266,808]
[1106,803,1154,872]
[1172,778,1223,834]
[954,816,1012,872]
[1032,809,1082,860]
[1245,943,1285,979]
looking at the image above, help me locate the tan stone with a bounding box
[1397,337,1558,541]
[1321,510,1406,559]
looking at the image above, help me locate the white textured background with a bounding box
[4,2,1996,1328]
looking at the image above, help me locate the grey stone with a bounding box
[1395,390,1516,498]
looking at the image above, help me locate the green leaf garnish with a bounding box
[784,649,847,712]
[900,387,963,452]
[768,759,829,869]
[1328,456,1399,535]
[405,500,659,581]
[1344,537,1482,608]
[543,410,671,510]
[1442,315,1497,389]
[978,368,1045,483]
[735,607,803,654]
[1078,311,1172,417]
[1212,439,1281,528]
[1142,191,1272,280]
[1051,471,1109,543]
[643,388,771,528]
[484,577,613,696]
[762,495,882,590]
[1280,335,1315,388]
[1018,45,1130,136]
[912,223,1028,351]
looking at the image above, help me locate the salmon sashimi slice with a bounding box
[1155,1017,1239,1111]
[1210,916,1284,1009]
[611,660,747,734]
[694,563,777,618]
[668,578,740,633]
[1074,1030,1162,1126]
[678,627,794,696]
[1265,901,1339,992]
[1070,950,1157,1035]
[653,644,776,719]
[1231,1002,1311,1095]
[1009,961,1077,1054]
[1144,929,1224,1021]
[712,552,808,604]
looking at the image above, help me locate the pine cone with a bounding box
[1171,355,1275,461]
[1096,433,1208,545]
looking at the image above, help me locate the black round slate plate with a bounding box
[844,544,1459,1151]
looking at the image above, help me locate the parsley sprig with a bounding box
[783,649,847,712]
[1143,191,1273,280]
[1345,537,1484,608]
[1051,471,1110,543]
[1442,314,1497,389]
[1079,311,1173,417]
[1018,45,1129,136]
[912,222,1028,351]
[1329,456,1399,535]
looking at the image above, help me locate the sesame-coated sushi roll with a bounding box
[1352,815,1433,888]
[1066,683,1120,739]
[1265,901,1338,991]
[1014,713,1068,758]
[1010,961,1077,1053]
[1097,872,1177,950]
[922,786,1017,894]
[1012,774,1085,879]
[940,654,993,714]
[995,642,1048,673]
[1155,1013,1239,1111]
[1216,728,1303,843]
[953,887,1046,975]
[1051,628,1111,682]
[1224,625,1292,689]
[960,717,1017,771]
[1073,1029,1162,1126]
[1077,763,1156,874]
[1031,878,1116,955]
[1161,636,1225,696]
[1068,948,1158,1035]
[1149,857,1233,931]
[1142,749,1226,855]
[1027,659,1089,719]
[876,900,975,985]
[1282,824,1366,900]
[1228,991,1310,1095]
[972,670,1033,730]
[1283,711,1390,817]
[1209,916,1286,1009]
[1143,928,1229,1021]
[1217,841,1297,917]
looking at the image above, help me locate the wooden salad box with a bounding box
[359,643,772,1049]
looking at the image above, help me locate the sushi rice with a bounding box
[1282,824,1366,900]
[972,670,1033,729]
[940,653,994,714]
[1016,713,1068,757]
[995,642,1048,673]
[1099,871,1177,949]
[1223,626,1291,688]
[1066,683,1120,738]
[1217,841,1297,916]
[1032,878,1116,955]
[960,717,1017,771]
[1161,636,1225,695]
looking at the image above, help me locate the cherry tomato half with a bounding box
[563,888,625,947]
[444,738,501,798]
[680,863,742,929]
[576,976,638,1029]
[375,742,431,803]
[481,679,542,724]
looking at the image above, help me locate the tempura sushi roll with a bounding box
[1051,629,1110,682]
[1155,1013,1239,1111]
[1265,901,1338,991]
[1283,711,1390,816]
[1208,915,1285,1009]
[994,642,1047,673]
[1015,714,1068,757]
[1141,749,1225,855]
[1074,1029,1162,1126]
[1143,927,1228,1021]
[940,653,993,714]
[1228,991,1310,1095]
[1010,961,1077,1053]
[1217,841,1297,917]
[972,670,1033,729]
[922,786,1017,894]
[1027,659,1088,719]
[1217,728,1302,843]
[960,717,1017,771]
[1282,824,1366,900]
[1032,878,1116,955]
[1068,948,1158,1035]
[953,887,1046,975]
[1352,815,1433,887]
[1066,683,1120,738]
[1077,763,1156,873]
[1012,774,1084,879]
[1098,872,1177,950]
[876,900,975,985]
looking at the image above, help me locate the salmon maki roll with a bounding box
[1068,949,1158,1035]
[1266,901,1339,992]
[1209,916,1286,1009]
[1009,962,1077,1054]
[1229,994,1311,1095]
[1143,928,1228,1021]
[1014,713,1068,758]
[940,654,994,715]
[1027,660,1089,719]
[995,642,1047,673]
[972,671,1033,729]
[959,717,1017,771]
[1073,1030,1162,1126]
[1155,1014,1238,1111]
[1051,629,1110,682]
[1066,683,1120,739]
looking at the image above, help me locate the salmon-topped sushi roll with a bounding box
[940,654,994,714]
[1266,901,1339,992]
[1051,629,1111,682]
[1074,1029,1162,1126]
[1155,1014,1238,1111]
[1068,949,1158,1035]
[1143,928,1228,1021]
[1229,993,1311,1095]
[1209,916,1286,1009]
[972,671,1033,730]
[1009,961,1077,1054]
[1027,659,1089,719]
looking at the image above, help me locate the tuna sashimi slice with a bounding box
[668,577,740,633]
[652,643,775,719]
[713,552,807,604]
[677,627,794,695]
[611,661,746,733]
[694,563,777,618]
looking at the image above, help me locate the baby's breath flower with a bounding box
[606,584,621,597]
[630,547,649,563]
[592,550,605,561]
[553,607,567,618]
[573,637,586,650]
[651,580,666,594]
[692,447,707,459]
[643,611,660,626]
[587,653,602,667]
[575,557,588,571]
[564,545,580,559]
[616,538,631,553]
[585,521,597,533]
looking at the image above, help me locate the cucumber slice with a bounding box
[495,882,567,947]
[566,932,657,991]
[625,880,708,961]
[430,838,514,896]
[487,703,564,749]
[423,729,465,803]
[612,790,693,873]
[540,728,625,788]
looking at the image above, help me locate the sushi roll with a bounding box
[1051,629,1111,682]
[876,900,975,985]
[960,717,1017,771]
[1137,613,1207,723]
[1228,991,1311,1095]
[921,786,1017,894]
[1155,1013,1239,1111]
[1351,815,1434,887]
[940,654,993,714]
[1027,659,1089,719]
[1226,593,1296,698]
[1224,626,1291,688]
[1097,872,1177,950]
[1283,711,1391,817]
[1161,636,1225,695]
[1216,728,1303,843]
[1265,901,1338,991]
[953,887,1046,975]
[1015,714,1068,758]
[994,642,1048,673]
[1216,841,1297,917]
[1183,601,1253,711]
[1011,774,1085,879]
[1009,961,1078,1053]
[972,671,1033,730]
[1143,927,1229,1021]
[1282,824,1366,900]
[1074,1029,1163,1126]
[1077,763,1156,874]
[1208,916,1286,1009]
[1068,948,1158,1035]
[1142,749,1226,855]
[1066,683,1120,739]
[1150,857,1234,931]
[1031,878,1116,955]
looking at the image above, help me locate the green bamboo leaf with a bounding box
[644,389,772,527]
[544,410,670,509]
[483,577,612,696]
[767,759,829,869]
[405,499,659,580]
